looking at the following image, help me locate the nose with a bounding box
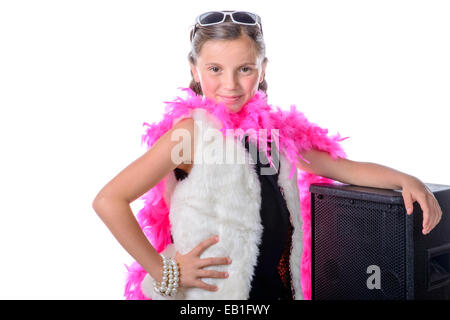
[222,72,239,90]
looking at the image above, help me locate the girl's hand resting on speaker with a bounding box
[401,175,443,235]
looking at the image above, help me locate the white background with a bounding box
[0,0,449,299]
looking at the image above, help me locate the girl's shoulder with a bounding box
[168,117,195,175]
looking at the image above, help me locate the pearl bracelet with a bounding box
[153,255,180,297]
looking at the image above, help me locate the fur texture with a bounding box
[141,109,306,299]
[143,108,263,299]
[124,88,349,300]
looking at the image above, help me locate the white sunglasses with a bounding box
[190,10,263,41]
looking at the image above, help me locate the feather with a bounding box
[124,87,350,300]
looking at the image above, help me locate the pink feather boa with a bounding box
[124,87,349,300]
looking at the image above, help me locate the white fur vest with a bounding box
[141,108,304,300]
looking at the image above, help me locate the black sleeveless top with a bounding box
[173,135,294,300]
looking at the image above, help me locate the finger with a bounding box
[419,196,431,234]
[425,213,435,234]
[198,257,231,268]
[426,196,440,234]
[429,199,442,233]
[192,235,219,256]
[434,198,443,223]
[428,200,439,233]
[437,203,443,225]
[194,280,218,292]
[197,269,229,279]
[402,191,414,215]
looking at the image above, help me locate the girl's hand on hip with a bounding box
[174,235,231,292]
[401,175,443,235]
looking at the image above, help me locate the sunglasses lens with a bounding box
[232,11,257,24]
[199,11,225,25]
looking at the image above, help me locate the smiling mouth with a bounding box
[219,95,242,101]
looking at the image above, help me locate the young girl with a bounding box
[92,10,443,300]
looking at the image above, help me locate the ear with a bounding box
[259,57,268,84]
[189,62,200,83]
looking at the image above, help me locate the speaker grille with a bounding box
[313,193,406,299]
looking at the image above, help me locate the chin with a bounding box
[224,103,244,113]
[217,96,247,113]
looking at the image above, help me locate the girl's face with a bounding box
[190,34,267,113]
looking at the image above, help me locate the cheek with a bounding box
[201,73,259,93]
[247,73,261,83]
[200,75,219,91]
[243,75,261,89]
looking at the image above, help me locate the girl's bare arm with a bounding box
[92,118,195,281]
[296,148,442,234]
[92,117,230,292]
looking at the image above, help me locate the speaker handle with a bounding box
[427,243,450,291]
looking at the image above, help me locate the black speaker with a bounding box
[310,182,450,300]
